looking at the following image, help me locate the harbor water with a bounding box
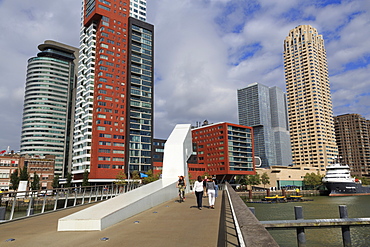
[246,195,370,247]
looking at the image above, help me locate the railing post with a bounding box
[64,189,69,208]
[41,193,47,213]
[95,186,98,202]
[339,205,351,247]
[101,186,105,201]
[27,195,34,216]
[81,187,86,205]
[54,190,59,211]
[73,189,77,206]
[294,206,306,247]
[9,193,17,220]
[88,186,93,203]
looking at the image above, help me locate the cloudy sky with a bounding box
[0,0,369,151]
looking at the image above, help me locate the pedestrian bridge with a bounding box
[0,183,278,246]
[0,124,278,246]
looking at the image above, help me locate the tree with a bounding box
[261,172,270,188]
[52,175,60,188]
[131,170,140,180]
[31,172,40,191]
[361,177,370,185]
[82,170,90,186]
[65,172,72,188]
[19,165,29,181]
[115,170,127,185]
[242,174,261,190]
[10,169,20,190]
[303,172,323,189]
[142,169,158,184]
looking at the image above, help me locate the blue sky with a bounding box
[0,0,369,151]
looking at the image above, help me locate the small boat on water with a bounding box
[262,195,286,202]
[322,162,370,196]
[250,195,312,203]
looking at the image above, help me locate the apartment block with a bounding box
[192,122,255,180]
[334,114,370,177]
[72,0,153,183]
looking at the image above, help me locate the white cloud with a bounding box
[0,0,369,148]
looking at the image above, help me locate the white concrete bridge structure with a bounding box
[58,124,192,231]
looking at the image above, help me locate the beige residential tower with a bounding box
[284,25,337,171]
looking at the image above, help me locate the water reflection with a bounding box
[246,196,370,247]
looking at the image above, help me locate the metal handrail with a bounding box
[0,183,140,222]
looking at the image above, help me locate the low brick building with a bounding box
[0,153,55,191]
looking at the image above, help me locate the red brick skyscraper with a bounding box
[72,0,153,183]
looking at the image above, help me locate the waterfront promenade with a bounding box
[0,193,239,247]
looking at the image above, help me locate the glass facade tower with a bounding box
[238,83,292,167]
[20,40,78,176]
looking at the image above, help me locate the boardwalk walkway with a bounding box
[0,192,238,247]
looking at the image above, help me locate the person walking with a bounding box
[193,176,204,210]
[177,176,186,201]
[213,177,219,198]
[202,176,208,198]
[206,177,216,209]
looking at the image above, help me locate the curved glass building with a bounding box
[20,40,78,176]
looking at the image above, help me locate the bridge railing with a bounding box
[0,183,140,223]
[260,205,370,247]
[224,182,279,247]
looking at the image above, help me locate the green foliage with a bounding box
[31,172,40,190]
[361,177,370,185]
[82,170,90,186]
[115,170,127,185]
[261,172,270,188]
[10,169,19,190]
[66,172,72,188]
[52,175,60,188]
[19,165,29,181]
[142,170,159,184]
[303,172,323,189]
[131,170,140,179]
[241,174,261,190]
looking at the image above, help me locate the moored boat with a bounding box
[322,162,370,196]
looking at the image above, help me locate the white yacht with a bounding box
[322,163,370,196]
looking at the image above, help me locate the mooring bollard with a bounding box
[339,205,351,247]
[294,206,306,247]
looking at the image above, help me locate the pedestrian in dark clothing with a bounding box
[193,176,204,210]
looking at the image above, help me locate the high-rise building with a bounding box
[237,83,292,167]
[20,40,78,176]
[72,0,153,183]
[334,114,370,177]
[284,25,337,171]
